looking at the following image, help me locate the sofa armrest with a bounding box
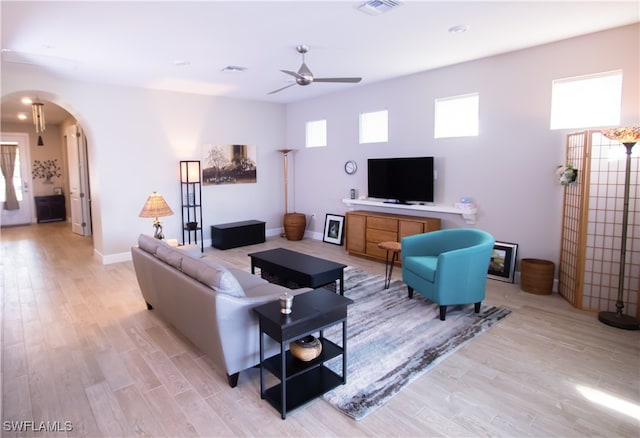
[214,287,309,374]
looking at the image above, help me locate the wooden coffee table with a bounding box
[249,248,347,295]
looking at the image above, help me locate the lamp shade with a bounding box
[602,126,640,144]
[180,161,201,183]
[139,192,174,218]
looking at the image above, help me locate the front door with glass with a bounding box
[1,133,33,226]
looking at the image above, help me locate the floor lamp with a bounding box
[599,126,640,330]
[278,149,305,240]
[278,149,294,215]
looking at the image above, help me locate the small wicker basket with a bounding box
[520,258,554,295]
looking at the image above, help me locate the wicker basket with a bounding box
[520,258,554,295]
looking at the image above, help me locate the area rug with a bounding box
[321,266,511,420]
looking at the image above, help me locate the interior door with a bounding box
[65,124,91,236]
[1,133,33,226]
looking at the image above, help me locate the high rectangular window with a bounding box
[305,119,327,148]
[359,110,388,144]
[434,93,479,138]
[550,71,622,130]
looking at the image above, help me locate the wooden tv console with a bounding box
[345,210,441,262]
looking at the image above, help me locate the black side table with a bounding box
[253,289,353,419]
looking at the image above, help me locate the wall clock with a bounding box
[344,160,357,175]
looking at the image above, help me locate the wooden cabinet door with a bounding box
[345,213,366,253]
[399,220,424,239]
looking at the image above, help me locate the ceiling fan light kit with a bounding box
[269,45,362,95]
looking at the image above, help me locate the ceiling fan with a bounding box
[268,45,362,95]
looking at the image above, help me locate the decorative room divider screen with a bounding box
[559,131,640,317]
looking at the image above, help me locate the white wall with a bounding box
[285,24,639,268]
[2,64,287,262]
[2,24,638,266]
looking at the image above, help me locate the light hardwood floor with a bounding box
[1,222,639,437]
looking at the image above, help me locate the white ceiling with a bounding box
[1,1,638,124]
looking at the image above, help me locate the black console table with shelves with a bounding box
[179,161,203,252]
[253,288,353,419]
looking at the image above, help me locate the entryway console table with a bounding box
[253,289,353,419]
[35,195,66,223]
[342,198,477,224]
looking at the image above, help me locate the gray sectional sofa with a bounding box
[131,234,308,387]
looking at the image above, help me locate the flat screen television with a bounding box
[367,156,434,204]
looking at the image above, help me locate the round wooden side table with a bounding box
[378,241,401,289]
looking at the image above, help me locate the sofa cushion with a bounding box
[156,244,184,270]
[228,267,268,291]
[176,244,202,259]
[138,234,165,255]
[404,255,438,283]
[181,256,244,297]
[243,282,289,298]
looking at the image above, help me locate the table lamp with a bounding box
[139,192,174,239]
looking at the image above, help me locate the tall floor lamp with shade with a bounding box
[598,126,640,330]
[278,149,306,240]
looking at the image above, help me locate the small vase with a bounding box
[290,335,322,361]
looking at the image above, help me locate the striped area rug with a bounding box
[322,266,511,420]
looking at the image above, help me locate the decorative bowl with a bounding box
[186,221,198,230]
[290,335,322,362]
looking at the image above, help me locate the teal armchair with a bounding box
[401,228,495,321]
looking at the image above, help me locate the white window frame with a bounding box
[359,110,388,144]
[305,119,327,148]
[550,70,622,130]
[434,93,479,139]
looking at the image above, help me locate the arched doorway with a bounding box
[0,92,93,237]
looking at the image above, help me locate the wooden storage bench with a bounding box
[211,220,266,250]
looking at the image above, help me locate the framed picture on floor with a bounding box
[488,241,518,283]
[323,214,345,245]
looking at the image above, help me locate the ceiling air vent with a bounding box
[356,0,402,16]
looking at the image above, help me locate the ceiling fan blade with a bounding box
[268,83,296,95]
[281,69,304,80]
[314,77,362,83]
